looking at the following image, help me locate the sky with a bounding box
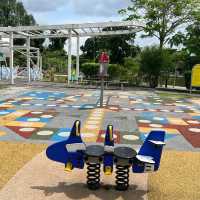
[18,0,159,54]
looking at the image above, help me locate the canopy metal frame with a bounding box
[0,21,144,84]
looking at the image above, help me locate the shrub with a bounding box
[80,63,99,78]
[123,57,140,85]
[108,64,121,79]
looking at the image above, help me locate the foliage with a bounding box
[108,64,122,79]
[160,49,175,88]
[80,27,139,64]
[140,46,163,88]
[123,57,141,84]
[80,63,99,78]
[42,50,67,72]
[119,0,200,49]
[171,19,200,57]
[48,38,67,51]
[0,0,40,47]
[0,0,35,26]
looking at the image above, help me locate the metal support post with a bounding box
[76,35,80,81]
[9,32,14,84]
[68,29,72,85]
[40,56,43,79]
[26,36,31,83]
[37,49,40,68]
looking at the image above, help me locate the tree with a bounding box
[171,20,200,57]
[140,46,163,88]
[80,26,138,63]
[160,49,174,88]
[0,0,35,26]
[0,0,46,47]
[124,57,140,84]
[49,38,67,51]
[80,38,96,60]
[119,0,200,49]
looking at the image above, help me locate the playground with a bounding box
[0,1,200,199]
[0,85,199,200]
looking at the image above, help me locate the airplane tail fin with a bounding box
[104,124,114,146]
[46,120,84,164]
[103,125,114,175]
[133,131,165,173]
[69,120,82,142]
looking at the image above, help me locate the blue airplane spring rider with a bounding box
[46,120,165,191]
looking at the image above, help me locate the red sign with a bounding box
[99,52,109,63]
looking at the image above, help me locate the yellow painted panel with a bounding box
[139,127,180,134]
[189,112,200,116]
[81,108,105,142]
[192,64,200,87]
[0,104,14,108]
[168,118,188,125]
[5,121,45,128]
[0,131,6,136]
[0,120,10,126]
[1,110,30,121]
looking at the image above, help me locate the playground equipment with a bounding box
[0,21,144,85]
[0,51,18,80]
[46,120,165,191]
[0,66,18,80]
[0,47,43,81]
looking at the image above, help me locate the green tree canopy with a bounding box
[171,20,200,57]
[48,38,67,51]
[80,26,139,64]
[0,0,35,26]
[119,0,200,49]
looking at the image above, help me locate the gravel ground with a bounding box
[148,150,200,200]
[0,142,47,190]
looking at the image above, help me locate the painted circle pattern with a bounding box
[123,135,139,141]
[19,128,36,132]
[37,130,54,136]
[188,128,200,133]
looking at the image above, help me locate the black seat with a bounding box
[114,146,137,159]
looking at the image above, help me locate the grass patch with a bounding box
[0,142,47,190]
[148,151,200,200]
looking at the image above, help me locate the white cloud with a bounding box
[19,0,130,17]
[19,0,67,12]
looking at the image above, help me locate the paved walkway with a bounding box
[0,151,148,200]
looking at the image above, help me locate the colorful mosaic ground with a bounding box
[0,89,200,151]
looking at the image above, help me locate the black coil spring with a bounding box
[87,163,101,190]
[115,165,129,191]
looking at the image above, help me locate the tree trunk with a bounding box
[159,39,164,50]
[165,78,168,88]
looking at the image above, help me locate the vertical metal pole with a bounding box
[37,49,40,68]
[9,32,14,84]
[37,49,40,79]
[40,56,43,79]
[68,29,72,85]
[76,35,80,81]
[26,37,31,83]
[100,76,104,108]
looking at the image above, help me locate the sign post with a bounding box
[190,64,200,94]
[99,52,109,108]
